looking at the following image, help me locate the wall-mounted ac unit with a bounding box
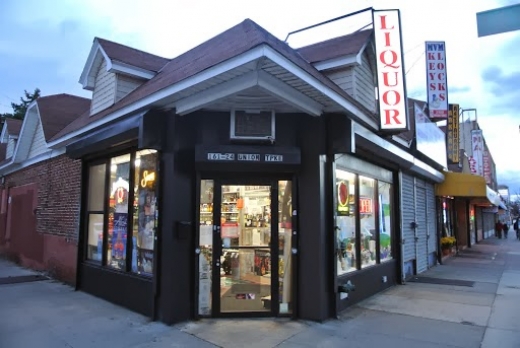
[230,110,275,142]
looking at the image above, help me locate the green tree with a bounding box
[0,88,41,120]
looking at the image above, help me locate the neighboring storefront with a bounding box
[435,172,503,251]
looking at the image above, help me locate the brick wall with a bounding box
[0,154,82,284]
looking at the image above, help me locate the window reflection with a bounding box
[336,170,357,275]
[379,181,393,262]
[359,176,376,269]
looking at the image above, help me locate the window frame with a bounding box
[82,148,159,278]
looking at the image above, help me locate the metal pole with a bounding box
[284,7,373,42]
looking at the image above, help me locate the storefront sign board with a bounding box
[373,9,409,132]
[447,103,460,164]
[425,41,448,119]
[471,130,484,176]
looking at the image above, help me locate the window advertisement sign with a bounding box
[447,104,460,164]
[425,41,448,120]
[373,9,409,131]
[471,130,484,176]
[483,149,492,184]
[414,103,447,168]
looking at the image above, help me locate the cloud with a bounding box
[481,66,520,97]
[448,86,471,94]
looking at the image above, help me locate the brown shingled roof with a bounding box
[297,30,372,64]
[37,94,91,141]
[51,19,377,142]
[97,38,170,73]
[4,118,23,136]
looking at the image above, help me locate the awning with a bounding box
[435,172,499,206]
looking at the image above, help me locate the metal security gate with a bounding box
[401,173,416,280]
[426,183,438,267]
[415,185,428,274]
[400,173,436,278]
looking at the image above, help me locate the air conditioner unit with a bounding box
[230,110,275,142]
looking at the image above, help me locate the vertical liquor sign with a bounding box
[373,9,409,132]
[425,41,448,120]
[483,149,492,184]
[447,103,460,164]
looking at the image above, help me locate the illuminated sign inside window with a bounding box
[359,197,373,214]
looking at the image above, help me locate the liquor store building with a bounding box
[61,19,444,324]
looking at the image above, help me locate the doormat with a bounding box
[0,274,48,285]
[407,276,474,287]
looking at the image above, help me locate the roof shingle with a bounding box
[52,19,377,142]
[297,29,372,64]
[97,38,170,73]
[4,118,23,136]
[36,94,91,141]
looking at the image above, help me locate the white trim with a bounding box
[353,122,444,183]
[108,61,155,80]
[79,41,111,90]
[257,70,323,116]
[263,46,378,130]
[176,71,259,115]
[392,135,410,147]
[0,148,66,176]
[13,103,40,164]
[48,46,268,149]
[0,124,7,143]
[313,54,360,71]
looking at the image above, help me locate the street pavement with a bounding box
[1,233,520,348]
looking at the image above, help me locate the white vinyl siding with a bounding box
[115,75,144,103]
[354,52,376,112]
[324,68,354,97]
[90,61,116,115]
[6,138,16,158]
[27,117,47,158]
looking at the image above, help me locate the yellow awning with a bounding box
[435,172,498,206]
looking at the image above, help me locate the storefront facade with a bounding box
[10,17,445,325]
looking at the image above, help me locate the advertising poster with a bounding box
[471,130,484,176]
[414,103,448,167]
[483,149,492,184]
[426,41,448,119]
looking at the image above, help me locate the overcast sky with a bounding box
[0,0,519,192]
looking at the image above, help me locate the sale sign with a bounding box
[425,41,448,119]
[373,10,409,131]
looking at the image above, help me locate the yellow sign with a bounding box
[447,104,460,164]
[140,170,156,188]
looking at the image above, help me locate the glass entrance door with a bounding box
[219,184,272,313]
[197,179,294,317]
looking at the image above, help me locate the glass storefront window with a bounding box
[198,180,214,316]
[359,176,376,269]
[336,169,357,275]
[86,164,106,262]
[133,150,158,275]
[378,181,393,262]
[84,149,159,277]
[107,154,131,271]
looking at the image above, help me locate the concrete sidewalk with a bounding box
[1,234,520,348]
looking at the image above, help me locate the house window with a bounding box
[335,168,393,276]
[86,164,107,262]
[84,149,159,276]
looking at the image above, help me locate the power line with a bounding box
[404,42,423,56]
[405,52,425,76]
